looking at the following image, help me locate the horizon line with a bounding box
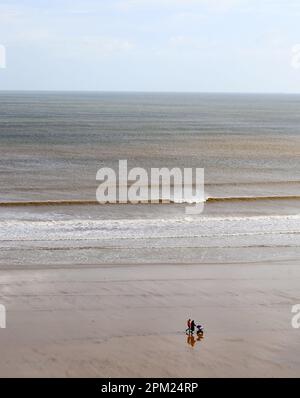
[0,89,300,95]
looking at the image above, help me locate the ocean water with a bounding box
[0,92,299,266]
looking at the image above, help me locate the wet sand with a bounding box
[0,262,300,377]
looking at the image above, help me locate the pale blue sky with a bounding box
[0,0,300,92]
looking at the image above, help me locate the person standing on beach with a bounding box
[191,320,195,334]
[186,318,191,334]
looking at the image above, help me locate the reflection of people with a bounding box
[187,334,196,347]
[196,333,204,342]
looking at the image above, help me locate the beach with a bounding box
[0,92,300,377]
[1,262,300,377]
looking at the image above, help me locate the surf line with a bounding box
[0,195,299,207]
[206,195,300,202]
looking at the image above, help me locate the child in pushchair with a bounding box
[196,324,204,335]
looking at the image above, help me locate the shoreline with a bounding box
[0,258,299,271]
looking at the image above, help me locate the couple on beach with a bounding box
[186,319,203,335]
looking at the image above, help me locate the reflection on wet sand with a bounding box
[187,333,204,348]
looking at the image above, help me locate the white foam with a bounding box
[0,215,300,245]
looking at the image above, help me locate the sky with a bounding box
[0,0,300,92]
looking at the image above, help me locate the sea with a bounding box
[0,92,299,267]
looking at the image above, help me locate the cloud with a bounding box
[80,36,134,55]
[0,3,25,23]
[47,36,135,61]
[168,35,217,51]
[116,0,247,11]
[0,2,134,58]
